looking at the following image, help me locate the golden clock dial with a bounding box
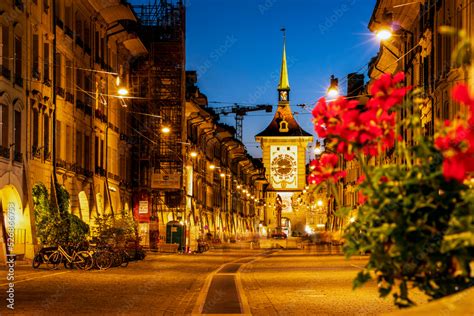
[271,154,296,177]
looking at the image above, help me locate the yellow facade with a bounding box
[0,0,145,263]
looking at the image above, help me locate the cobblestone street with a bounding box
[1,250,260,315]
[1,249,429,315]
[240,250,428,315]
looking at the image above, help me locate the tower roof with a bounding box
[255,32,312,139]
[278,35,290,91]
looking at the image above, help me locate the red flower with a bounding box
[308,153,347,185]
[356,175,367,204]
[358,191,367,205]
[435,84,474,182]
[312,72,409,160]
[452,84,474,125]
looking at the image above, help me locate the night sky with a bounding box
[132,0,378,158]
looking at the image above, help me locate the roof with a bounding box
[256,35,312,139]
[278,38,290,91]
[255,102,312,137]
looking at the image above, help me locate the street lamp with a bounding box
[376,27,393,41]
[327,75,339,99]
[161,126,171,134]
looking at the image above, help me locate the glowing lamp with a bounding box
[161,126,171,134]
[376,28,393,41]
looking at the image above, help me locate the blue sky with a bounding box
[132,0,379,158]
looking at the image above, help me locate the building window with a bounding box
[32,34,39,80]
[65,58,73,100]
[0,104,8,148]
[14,110,21,154]
[66,125,72,162]
[44,115,50,157]
[84,22,90,51]
[76,131,83,168]
[84,134,90,171]
[56,120,62,159]
[55,52,62,88]
[14,36,22,86]
[44,0,49,13]
[100,139,104,168]
[32,108,39,149]
[43,42,50,83]
[1,26,10,79]
[76,69,83,102]
[95,135,99,169]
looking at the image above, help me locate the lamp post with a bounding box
[327,75,339,99]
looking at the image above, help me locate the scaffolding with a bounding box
[131,0,186,229]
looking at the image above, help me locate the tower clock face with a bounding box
[270,146,297,189]
[272,154,294,176]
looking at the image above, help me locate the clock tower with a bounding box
[255,32,313,236]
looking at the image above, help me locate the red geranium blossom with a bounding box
[312,72,409,160]
[435,85,474,182]
[308,153,347,185]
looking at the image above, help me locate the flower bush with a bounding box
[309,73,474,307]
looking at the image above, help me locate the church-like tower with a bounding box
[255,32,313,236]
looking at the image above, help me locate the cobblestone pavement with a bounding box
[1,249,429,315]
[240,250,429,316]
[0,250,262,315]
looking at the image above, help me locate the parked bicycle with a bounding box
[32,246,58,269]
[47,244,94,270]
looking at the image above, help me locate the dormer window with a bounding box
[279,120,288,132]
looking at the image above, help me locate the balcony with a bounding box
[0,65,11,81]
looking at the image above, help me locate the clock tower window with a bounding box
[279,120,289,132]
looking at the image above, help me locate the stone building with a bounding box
[185,71,268,249]
[0,0,147,263]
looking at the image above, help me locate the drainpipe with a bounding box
[51,0,59,209]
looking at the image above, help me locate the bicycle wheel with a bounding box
[111,251,122,267]
[47,251,62,270]
[63,261,74,269]
[120,250,129,268]
[96,251,113,270]
[74,251,94,270]
[32,254,42,269]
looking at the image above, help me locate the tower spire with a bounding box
[278,28,290,91]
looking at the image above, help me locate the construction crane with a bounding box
[211,104,273,141]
